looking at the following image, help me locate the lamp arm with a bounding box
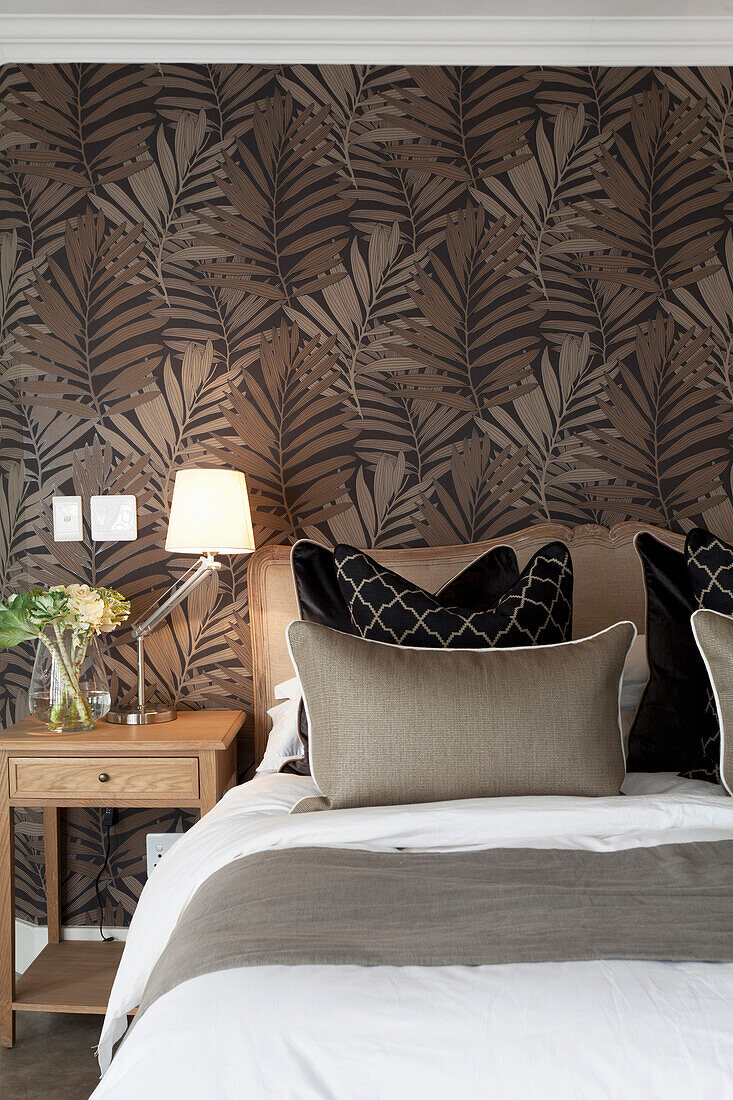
[132,553,221,639]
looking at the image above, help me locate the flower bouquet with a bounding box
[0,584,130,732]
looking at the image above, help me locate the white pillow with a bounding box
[274,676,300,702]
[256,678,303,774]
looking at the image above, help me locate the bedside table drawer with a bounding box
[8,756,200,801]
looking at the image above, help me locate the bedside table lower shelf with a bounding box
[13,940,125,1015]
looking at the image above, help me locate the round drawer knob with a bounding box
[98,772,110,783]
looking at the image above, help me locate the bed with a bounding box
[91,522,733,1099]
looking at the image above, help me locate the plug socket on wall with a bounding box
[52,496,83,541]
[146,832,183,877]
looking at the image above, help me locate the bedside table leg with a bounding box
[0,752,15,1047]
[199,751,218,817]
[43,808,61,944]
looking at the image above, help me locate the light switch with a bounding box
[52,496,83,541]
[91,495,137,542]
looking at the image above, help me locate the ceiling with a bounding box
[2,0,733,64]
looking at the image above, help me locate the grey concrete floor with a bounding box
[0,1013,101,1099]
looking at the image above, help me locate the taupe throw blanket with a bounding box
[135,841,733,1025]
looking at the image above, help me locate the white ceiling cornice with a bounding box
[3,8,733,65]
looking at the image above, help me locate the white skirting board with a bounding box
[15,919,128,975]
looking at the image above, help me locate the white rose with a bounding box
[66,584,106,630]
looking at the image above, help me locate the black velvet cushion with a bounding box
[627,532,718,780]
[334,541,573,649]
[283,540,522,775]
[290,540,356,635]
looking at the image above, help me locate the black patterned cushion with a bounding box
[683,527,733,782]
[290,539,521,636]
[282,540,522,775]
[334,541,573,649]
[686,528,733,613]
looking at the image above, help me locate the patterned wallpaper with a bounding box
[2,64,733,924]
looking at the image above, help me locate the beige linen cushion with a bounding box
[287,619,634,813]
[691,609,733,796]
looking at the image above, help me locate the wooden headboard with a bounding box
[247,522,683,763]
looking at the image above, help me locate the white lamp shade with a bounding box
[165,469,255,554]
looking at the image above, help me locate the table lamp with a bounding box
[107,468,255,725]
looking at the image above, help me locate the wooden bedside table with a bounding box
[0,708,245,1048]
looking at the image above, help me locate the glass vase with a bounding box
[29,628,111,732]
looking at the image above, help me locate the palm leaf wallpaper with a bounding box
[2,63,733,924]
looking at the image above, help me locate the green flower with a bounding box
[96,587,131,632]
[0,588,69,649]
[29,588,70,627]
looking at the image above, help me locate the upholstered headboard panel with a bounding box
[247,522,683,763]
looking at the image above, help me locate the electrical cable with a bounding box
[94,809,115,943]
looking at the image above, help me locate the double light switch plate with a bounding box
[90,495,137,541]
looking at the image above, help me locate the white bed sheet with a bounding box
[93,772,733,1099]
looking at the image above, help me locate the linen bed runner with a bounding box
[133,840,733,1026]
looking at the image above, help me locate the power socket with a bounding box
[146,832,183,877]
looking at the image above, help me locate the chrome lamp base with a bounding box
[106,634,178,725]
[106,706,177,725]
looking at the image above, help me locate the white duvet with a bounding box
[93,772,733,1099]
